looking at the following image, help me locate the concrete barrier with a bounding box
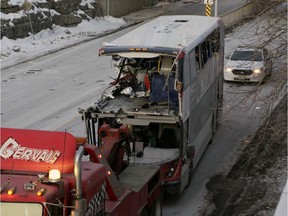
[220,2,256,28]
[100,0,256,27]
[99,0,154,17]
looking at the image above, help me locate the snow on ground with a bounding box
[0,0,175,69]
[0,16,127,69]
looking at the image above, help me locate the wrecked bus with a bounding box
[80,15,224,194]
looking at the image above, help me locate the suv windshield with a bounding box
[231,50,263,61]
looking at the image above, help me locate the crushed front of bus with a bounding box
[80,47,189,193]
[80,15,224,195]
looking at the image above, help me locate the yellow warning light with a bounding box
[36,188,46,197]
[128,48,148,52]
[7,187,17,195]
[48,169,61,183]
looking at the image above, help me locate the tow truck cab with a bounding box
[0,128,106,216]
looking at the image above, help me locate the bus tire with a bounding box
[209,113,217,145]
[186,159,193,188]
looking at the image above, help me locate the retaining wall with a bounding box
[221,2,256,28]
[99,0,155,17]
[0,0,157,39]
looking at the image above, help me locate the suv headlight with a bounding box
[253,68,263,74]
[224,67,233,72]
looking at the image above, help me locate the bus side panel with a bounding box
[182,22,225,168]
[187,36,224,168]
[181,53,191,122]
[187,49,200,148]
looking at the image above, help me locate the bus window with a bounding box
[201,42,208,66]
[207,40,212,58]
[211,29,220,53]
[183,53,190,89]
[195,46,201,71]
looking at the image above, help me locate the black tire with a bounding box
[267,67,272,77]
[186,159,193,188]
[142,199,162,216]
[209,112,218,145]
[151,200,162,216]
[141,207,149,216]
[260,78,266,85]
[185,146,194,188]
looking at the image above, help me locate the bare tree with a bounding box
[223,0,287,165]
[254,0,287,86]
[224,0,287,117]
[201,3,287,215]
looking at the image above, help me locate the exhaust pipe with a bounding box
[71,146,86,216]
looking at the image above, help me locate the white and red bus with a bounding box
[81,15,224,194]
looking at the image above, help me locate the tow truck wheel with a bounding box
[142,199,162,216]
[152,200,162,216]
[141,208,149,216]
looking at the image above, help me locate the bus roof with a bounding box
[100,15,222,56]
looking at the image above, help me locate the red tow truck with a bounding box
[0,127,163,216]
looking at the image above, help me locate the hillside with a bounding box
[204,95,287,216]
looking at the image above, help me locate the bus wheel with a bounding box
[209,113,217,145]
[186,159,193,188]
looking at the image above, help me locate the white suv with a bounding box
[224,47,272,83]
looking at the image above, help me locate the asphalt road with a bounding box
[1,0,248,135]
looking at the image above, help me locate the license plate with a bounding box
[237,75,246,80]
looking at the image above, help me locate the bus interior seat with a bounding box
[149,56,179,108]
[149,73,168,102]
